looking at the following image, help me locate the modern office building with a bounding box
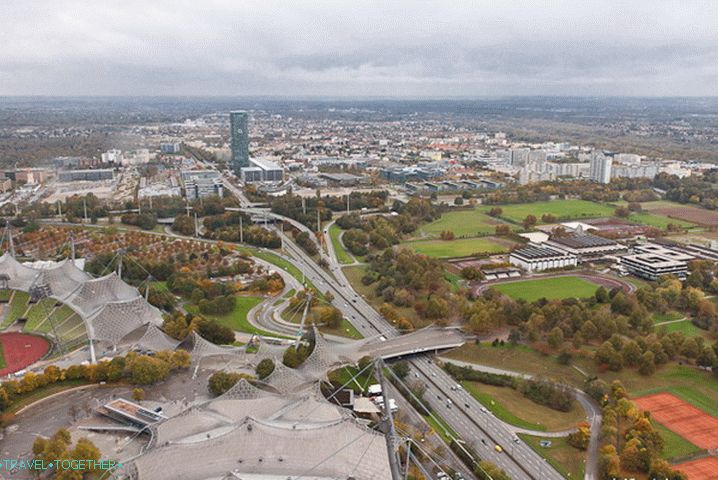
[160,142,181,154]
[589,151,612,184]
[240,157,284,183]
[230,111,250,173]
[619,243,694,280]
[181,170,224,199]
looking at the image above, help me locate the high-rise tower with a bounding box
[230,111,249,173]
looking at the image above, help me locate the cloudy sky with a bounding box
[1,0,717,97]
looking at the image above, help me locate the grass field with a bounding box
[491,200,614,224]
[652,311,684,323]
[329,224,354,265]
[424,412,459,444]
[237,246,318,291]
[445,344,718,413]
[403,236,511,258]
[652,421,702,460]
[492,276,600,302]
[518,434,586,480]
[186,296,289,339]
[0,342,5,369]
[659,319,705,337]
[419,209,513,238]
[627,211,695,229]
[462,381,585,431]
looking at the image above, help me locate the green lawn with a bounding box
[237,246,317,291]
[627,211,695,229]
[329,224,354,264]
[445,344,718,416]
[328,365,376,393]
[659,319,704,337]
[490,200,614,224]
[186,296,290,339]
[1,291,30,328]
[419,209,513,238]
[403,236,511,258]
[492,276,600,302]
[462,381,585,432]
[0,342,5,369]
[652,421,702,460]
[518,434,586,479]
[320,317,364,340]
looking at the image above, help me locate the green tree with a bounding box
[256,358,275,379]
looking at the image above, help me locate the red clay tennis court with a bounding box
[633,392,718,450]
[0,332,50,377]
[675,457,718,480]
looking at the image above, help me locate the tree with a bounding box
[476,460,511,480]
[522,214,537,229]
[460,266,483,281]
[495,224,510,235]
[614,206,630,218]
[127,355,171,385]
[208,371,244,396]
[547,326,565,349]
[132,388,145,401]
[638,351,656,376]
[256,358,275,379]
[568,423,591,450]
[196,318,235,345]
[488,207,503,217]
[454,196,464,206]
[595,286,609,303]
[392,361,410,380]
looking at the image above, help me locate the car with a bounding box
[464,403,470,408]
[480,439,487,446]
[513,436,520,443]
[495,445,503,453]
[437,472,449,480]
[446,402,451,409]
[431,372,436,377]
[450,385,456,391]
[480,407,488,413]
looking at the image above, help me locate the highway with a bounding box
[274,224,564,480]
[209,165,569,479]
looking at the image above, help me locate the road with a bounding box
[273,224,565,480]
[438,358,601,480]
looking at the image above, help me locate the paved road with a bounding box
[438,358,602,480]
[275,227,565,480]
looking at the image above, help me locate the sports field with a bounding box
[492,276,600,302]
[404,236,514,258]
[675,457,718,480]
[0,332,50,376]
[419,209,512,237]
[489,199,614,224]
[633,392,718,450]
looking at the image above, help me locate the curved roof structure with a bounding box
[0,254,167,347]
[134,417,390,480]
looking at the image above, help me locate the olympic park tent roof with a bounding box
[0,253,164,346]
[132,381,389,480]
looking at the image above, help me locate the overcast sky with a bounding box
[1,0,717,97]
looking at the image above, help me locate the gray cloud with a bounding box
[1,0,717,96]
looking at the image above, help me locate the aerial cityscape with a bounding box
[1,2,718,480]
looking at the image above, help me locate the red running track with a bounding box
[0,332,50,377]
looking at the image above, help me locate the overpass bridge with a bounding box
[353,328,466,361]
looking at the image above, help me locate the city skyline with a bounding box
[1,1,718,97]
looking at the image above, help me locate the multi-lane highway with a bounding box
[215,168,572,480]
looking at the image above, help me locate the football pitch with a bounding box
[492,276,600,302]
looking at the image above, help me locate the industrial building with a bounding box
[509,244,578,272]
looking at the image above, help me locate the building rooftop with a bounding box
[549,233,620,249]
[511,245,574,260]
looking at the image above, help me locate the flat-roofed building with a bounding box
[241,157,284,183]
[58,169,115,182]
[509,244,578,272]
[546,233,626,261]
[96,398,167,430]
[319,172,368,186]
[181,170,223,199]
[620,253,689,280]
